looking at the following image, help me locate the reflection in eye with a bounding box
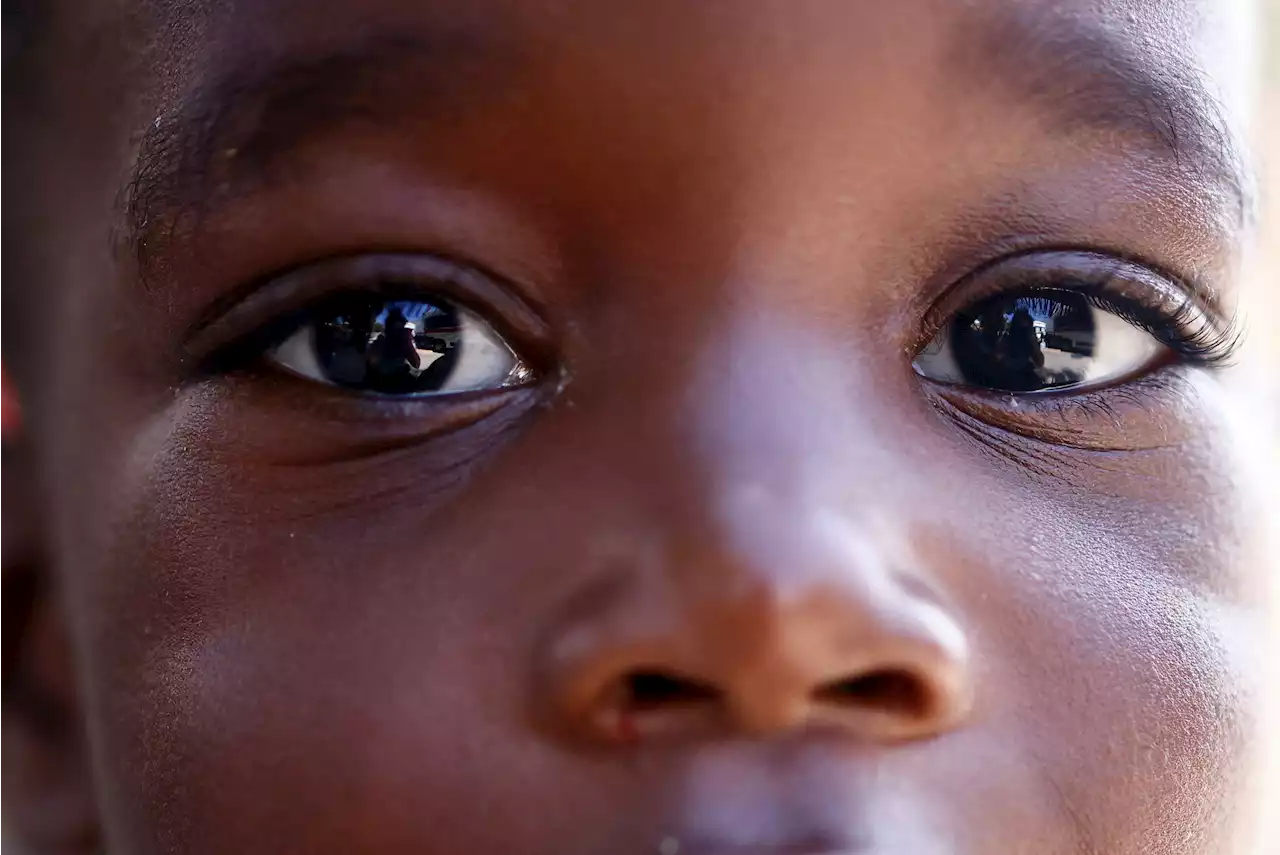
[269,296,532,396]
[913,289,1162,393]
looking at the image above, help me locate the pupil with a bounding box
[313,297,462,394]
[950,290,1095,392]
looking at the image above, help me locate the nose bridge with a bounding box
[679,305,917,511]
[668,311,936,630]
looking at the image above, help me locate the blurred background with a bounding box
[1253,7,1279,852]
[1256,1,1280,419]
[1259,5,1280,414]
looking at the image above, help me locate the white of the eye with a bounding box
[911,326,963,383]
[271,324,327,382]
[269,304,521,393]
[1076,306,1162,384]
[911,304,1164,389]
[435,308,518,391]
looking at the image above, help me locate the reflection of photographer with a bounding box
[381,308,422,370]
[1002,308,1044,371]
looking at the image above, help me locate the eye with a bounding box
[913,288,1164,393]
[269,295,533,396]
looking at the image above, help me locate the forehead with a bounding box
[79,1,1245,266]
[122,0,1254,104]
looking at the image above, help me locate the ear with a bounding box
[2,373,101,854]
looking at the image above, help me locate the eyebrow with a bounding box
[123,9,1252,278]
[950,6,1251,217]
[123,30,517,277]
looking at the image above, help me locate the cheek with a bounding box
[954,378,1272,853]
[62,387,598,853]
[54,351,1275,854]
[66,372,724,853]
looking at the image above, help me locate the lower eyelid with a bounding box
[929,367,1198,453]
[147,374,545,523]
[201,370,551,465]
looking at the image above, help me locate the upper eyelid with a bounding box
[917,250,1242,374]
[919,249,1205,340]
[183,253,555,364]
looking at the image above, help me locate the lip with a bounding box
[652,807,883,855]
[655,743,890,855]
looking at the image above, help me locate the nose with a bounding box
[540,508,974,745]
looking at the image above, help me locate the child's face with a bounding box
[5,0,1272,853]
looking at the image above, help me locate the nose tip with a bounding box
[543,574,973,745]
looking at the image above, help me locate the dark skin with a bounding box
[2,0,1273,853]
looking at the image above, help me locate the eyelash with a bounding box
[186,254,553,379]
[200,286,444,375]
[1075,287,1240,369]
[192,249,1240,398]
[928,252,1242,372]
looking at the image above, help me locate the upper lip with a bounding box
[651,809,875,855]
[639,735,964,855]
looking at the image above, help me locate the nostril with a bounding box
[623,669,721,711]
[814,668,930,718]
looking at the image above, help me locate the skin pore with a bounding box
[1,0,1273,853]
